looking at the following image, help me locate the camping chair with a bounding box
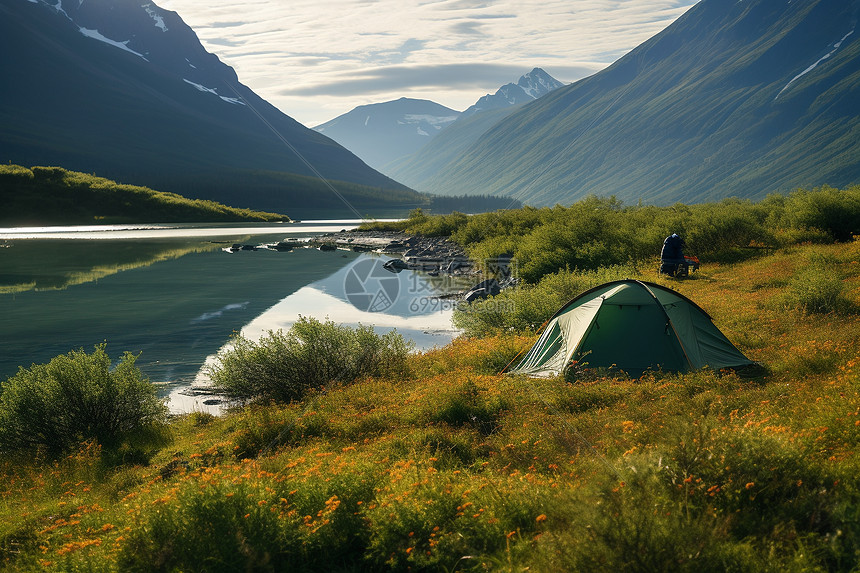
[660,255,700,277]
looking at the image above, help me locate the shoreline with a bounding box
[305,229,476,277]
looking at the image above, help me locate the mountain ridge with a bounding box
[385,68,566,189]
[314,68,564,174]
[314,98,460,172]
[412,0,860,205]
[0,0,416,216]
[460,68,565,118]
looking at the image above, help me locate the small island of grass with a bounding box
[0,164,288,225]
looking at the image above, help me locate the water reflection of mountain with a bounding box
[0,239,222,294]
[235,255,465,352]
[175,253,465,413]
[0,243,360,387]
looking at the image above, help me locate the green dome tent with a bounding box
[511,280,754,377]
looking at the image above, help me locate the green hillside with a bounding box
[417,0,860,205]
[0,165,287,225]
[385,107,517,189]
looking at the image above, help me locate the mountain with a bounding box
[460,68,565,119]
[0,0,417,216]
[313,98,460,171]
[385,108,514,192]
[314,69,564,175]
[384,68,565,190]
[414,0,860,206]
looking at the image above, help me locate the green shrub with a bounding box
[453,265,639,337]
[369,187,855,286]
[784,254,855,314]
[209,317,414,404]
[554,464,737,573]
[362,470,553,571]
[228,406,328,459]
[432,379,509,435]
[0,345,167,456]
[118,479,306,571]
[780,185,860,242]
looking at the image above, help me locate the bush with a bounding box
[780,185,860,242]
[784,254,855,314]
[209,317,414,404]
[453,265,639,337]
[432,379,509,435]
[0,345,167,456]
[118,479,307,571]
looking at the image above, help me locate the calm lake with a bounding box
[0,221,463,413]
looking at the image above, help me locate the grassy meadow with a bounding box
[1,188,859,571]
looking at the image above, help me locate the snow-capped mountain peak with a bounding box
[518,68,565,99]
[461,68,565,118]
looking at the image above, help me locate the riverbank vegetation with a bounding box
[362,184,860,282]
[1,187,859,571]
[0,165,287,225]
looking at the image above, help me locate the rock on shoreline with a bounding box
[307,230,476,276]
[222,229,518,299]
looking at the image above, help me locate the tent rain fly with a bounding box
[511,280,754,378]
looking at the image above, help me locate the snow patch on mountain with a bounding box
[183,79,246,105]
[37,0,151,60]
[142,4,168,32]
[403,114,459,129]
[219,96,245,105]
[79,27,148,60]
[48,0,71,19]
[775,28,854,100]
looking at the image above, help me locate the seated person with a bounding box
[660,233,688,276]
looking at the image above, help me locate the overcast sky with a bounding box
[157,0,699,127]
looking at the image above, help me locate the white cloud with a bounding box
[157,0,698,125]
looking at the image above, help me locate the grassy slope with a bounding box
[2,240,859,570]
[0,165,288,225]
[416,2,860,206]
